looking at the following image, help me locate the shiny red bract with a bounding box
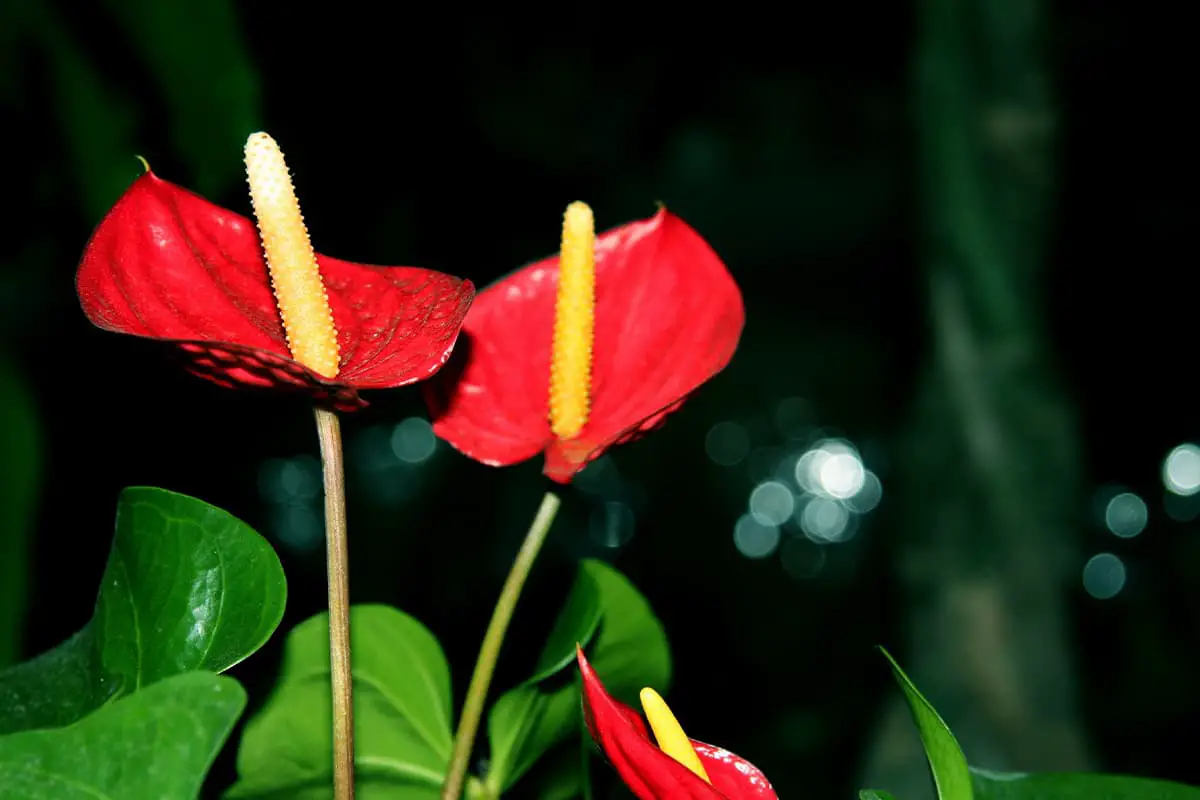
[577,648,777,800]
[425,208,743,481]
[77,171,474,410]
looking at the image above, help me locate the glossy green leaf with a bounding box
[582,560,671,696]
[485,683,580,796]
[972,768,1200,800]
[228,605,454,798]
[861,791,900,800]
[881,647,972,800]
[530,567,603,683]
[0,487,286,733]
[486,560,670,793]
[0,355,40,668]
[0,671,245,799]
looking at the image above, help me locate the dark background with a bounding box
[2,2,1197,798]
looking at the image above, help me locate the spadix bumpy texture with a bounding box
[640,687,712,784]
[549,201,596,440]
[243,132,341,379]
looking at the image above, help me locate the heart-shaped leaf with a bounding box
[581,560,670,697]
[228,604,454,798]
[0,671,245,799]
[972,768,1200,800]
[0,486,286,734]
[881,648,972,800]
[529,566,603,683]
[485,559,669,793]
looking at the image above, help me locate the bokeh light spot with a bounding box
[391,417,436,464]
[1082,553,1126,600]
[734,514,780,559]
[589,501,635,548]
[795,439,866,500]
[750,480,795,526]
[706,421,750,466]
[1104,492,1148,539]
[799,497,851,542]
[818,452,865,499]
[258,456,320,503]
[844,471,883,514]
[1164,443,1200,496]
[270,503,322,553]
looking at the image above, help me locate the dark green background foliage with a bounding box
[1,0,1196,797]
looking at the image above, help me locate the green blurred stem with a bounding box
[314,406,355,800]
[441,491,563,800]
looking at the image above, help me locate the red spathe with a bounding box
[577,648,777,800]
[77,171,474,410]
[425,208,743,482]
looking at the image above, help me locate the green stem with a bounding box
[441,491,563,800]
[314,406,355,800]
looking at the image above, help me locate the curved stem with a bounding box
[314,406,355,800]
[441,491,563,800]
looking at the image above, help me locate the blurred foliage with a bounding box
[864,0,1089,795]
[0,0,1197,798]
[0,356,40,668]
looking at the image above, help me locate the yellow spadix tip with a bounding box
[639,687,710,784]
[548,201,595,440]
[243,131,340,379]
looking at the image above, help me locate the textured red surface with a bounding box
[577,648,777,800]
[77,171,474,410]
[425,208,743,481]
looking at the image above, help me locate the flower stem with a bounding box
[441,491,563,800]
[314,406,355,800]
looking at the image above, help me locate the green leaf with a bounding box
[0,487,286,733]
[0,355,41,668]
[0,671,246,799]
[582,560,671,698]
[972,768,1200,800]
[228,605,454,798]
[485,560,670,793]
[861,792,901,800]
[880,647,972,800]
[485,684,580,796]
[530,567,603,683]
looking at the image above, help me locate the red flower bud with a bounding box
[577,648,776,800]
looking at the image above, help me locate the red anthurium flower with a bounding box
[425,202,742,482]
[77,135,473,411]
[577,647,777,800]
